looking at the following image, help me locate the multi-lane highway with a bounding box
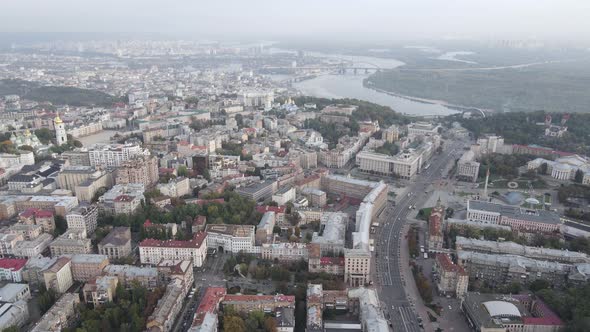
[375,139,466,331]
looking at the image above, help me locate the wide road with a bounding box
[375,139,466,332]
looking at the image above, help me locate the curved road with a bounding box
[376,139,466,332]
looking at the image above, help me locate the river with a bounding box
[292,74,459,117]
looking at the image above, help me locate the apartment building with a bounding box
[222,294,295,313]
[18,208,55,233]
[456,236,590,264]
[116,155,159,187]
[66,204,99,235]
[103,264,158,289]
[157,177,191,197]
[0,233,23,257]
[98,227,132,260]
[13,233,53,258]
[29,293,80,332]
[434,254,468,298]
[205,224,256,254]
[87,143,143,167]
[0,300,29,331]
[98,183,145,215]
[139,232,207,267]
[70,254,109,282]
[0,259,27,282]
[43,257,73,294]
[22,257,57,289]
[146,279,185,332]
[382,124,400,143]
[50,229,92,256]
[256,212,276,245]
[82,275,118,307]
[7,223,43,240]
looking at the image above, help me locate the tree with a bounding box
[575,169,584,183]
[223,315,246,332]
[264,316,278,332]
[178,165,189,177]
[54,215,67,236]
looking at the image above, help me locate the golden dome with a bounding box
[24,128,31,136]
[54,112,63,124]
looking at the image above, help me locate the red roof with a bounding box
[144,219,153,227]
[320,257,345,266]
[35,210,54,218]
[193,216,207,226]
[223,294,295,303]
[192,287,227,327]
[436,254,467,275]
[139,231,207,249]
[0,258,27,271]
[178,140,190,146]
[194,198,225,206]
[114,195,133,202]
[256,205,286,214]
[19,208,39,218]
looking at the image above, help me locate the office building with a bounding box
[261,243,308,262]
[457,150,480,182]
[344,249,371,287]
[205,224,256,254]
[467,200,562,233]
[235,180,277,202]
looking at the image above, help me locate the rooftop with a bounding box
[468,200,562,225]
[99,227,131,247]
[0,258,27,271]
[140,231,207,249]
[205,224,254,238]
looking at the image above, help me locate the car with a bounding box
[448,305,452,310]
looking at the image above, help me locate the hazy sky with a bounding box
[2,0,590,42]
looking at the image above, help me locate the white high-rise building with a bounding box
[54,113,67,146]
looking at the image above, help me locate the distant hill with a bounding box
[0,79,117,107]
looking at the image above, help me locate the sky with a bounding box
[2,0,590,43]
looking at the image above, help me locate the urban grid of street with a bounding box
[375,139,466,332]
[172,139,466,332]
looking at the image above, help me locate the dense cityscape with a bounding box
[1,2,590,332]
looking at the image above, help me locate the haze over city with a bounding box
[1,2,590,332]
[2,0,590,43]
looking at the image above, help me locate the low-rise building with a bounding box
[98,227,132,260]
[222,294,295,313]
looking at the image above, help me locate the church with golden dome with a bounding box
[54,112,67,145]
[10,128,42,148]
